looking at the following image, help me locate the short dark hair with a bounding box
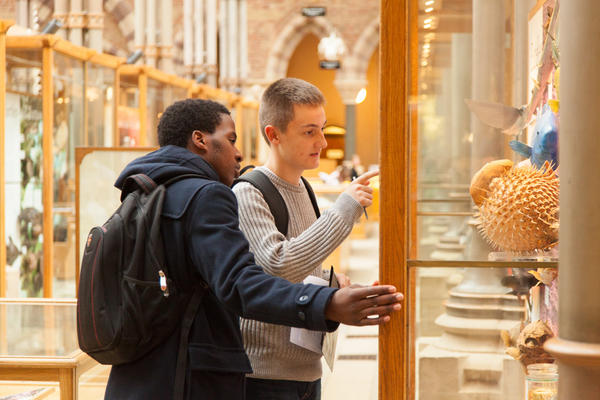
[259,78,325,143]
[157,98,230,147]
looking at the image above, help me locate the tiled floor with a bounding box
[322,233,380,400]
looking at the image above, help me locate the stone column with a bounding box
[218,0,228,88]
[87,0,104,52]
[134,0,146,60]
[471,0,505,174]
[432,34,472,258]
[450,33,472,186]
[183,0,193,77]
[206,0,218,86]
[53,0,68,40]
[239,0,248,90]
[68,0,83,46]
[17,0,28,27]
[194,0,204,76]
[545,0,600,397]
[334,78,367,160]
[159,0,174,72]
[227,0,238,90]
[146,0,157,67]
[512,0,536,154]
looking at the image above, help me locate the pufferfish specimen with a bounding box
[470,159,559,253]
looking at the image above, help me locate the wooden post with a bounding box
[407,1,419,397]
[42,43,54,298]
[114,66,121,147]
[139,70,148,146]
[234,99,243,157]
[379,1,408,400]
[0,20,14,298]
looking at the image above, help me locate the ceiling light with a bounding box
[355,88,367,104]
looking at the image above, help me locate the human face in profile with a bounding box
[276,104,328,173]
[199,113,242,187]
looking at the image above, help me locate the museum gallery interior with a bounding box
[1,0,599,399]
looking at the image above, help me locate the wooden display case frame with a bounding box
[1,28,123,297]
[118,64,192,146]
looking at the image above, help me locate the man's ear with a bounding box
[190,130,209,152]
[264,125,280,145]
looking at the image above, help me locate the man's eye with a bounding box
[230,139,236,144]
[305,131,313,135]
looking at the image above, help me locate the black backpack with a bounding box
[233,167,320,236]
[77,173,207,400]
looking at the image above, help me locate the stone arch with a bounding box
[264,15,349,81]
[103,0,136,54]
[340,18,380,81]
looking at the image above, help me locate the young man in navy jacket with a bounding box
[104,99,403,400]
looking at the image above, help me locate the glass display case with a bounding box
[1,28,261,299]
[0,298,106,399]
[2,34,123,298]
[379,1,560,399]
[118,66,191,147]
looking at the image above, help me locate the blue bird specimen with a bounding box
[509,104,558,170]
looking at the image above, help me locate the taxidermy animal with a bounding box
[470,160,559,253]
[465,1,559,136]
[509,104,558,170]
[502,320,555,368]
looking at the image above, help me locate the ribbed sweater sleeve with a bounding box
[232,166,363,381]
[233,168,363,284]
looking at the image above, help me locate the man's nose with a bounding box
[235,147,243,162]
[320,131,328,149]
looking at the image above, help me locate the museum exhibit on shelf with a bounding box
[1,0,600,399]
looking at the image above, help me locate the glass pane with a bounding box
[409,0,560,263]
[87,63,116,147]
[118,74,140,146]
[0,301,78,357]
[53,52,85,297]
[4,49,44,298]
[146,81,188,147]
[77,149,153,267]
[411,265,558,400]
[408,1,561,397]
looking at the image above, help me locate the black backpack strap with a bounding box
[121,174,158,201]
[234,169,289,236]
[300,176,321,219]
[121,173,206,201]
[173,285,208,400]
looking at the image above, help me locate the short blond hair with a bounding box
[259,78,325,143]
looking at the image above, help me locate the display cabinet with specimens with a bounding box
[379,1,560,399]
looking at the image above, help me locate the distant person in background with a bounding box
[233,78,379,400]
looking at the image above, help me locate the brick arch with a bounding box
[341,18,380,81]
[103,0,135,54]
[264,15,349,81]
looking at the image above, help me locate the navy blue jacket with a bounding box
[104,146,338,400]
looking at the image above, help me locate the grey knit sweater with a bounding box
[233,166,363,382]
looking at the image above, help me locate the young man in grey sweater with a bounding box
[233,78,378,399]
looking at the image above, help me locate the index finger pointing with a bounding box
[352,284,397,298]
[353,169,379,184]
